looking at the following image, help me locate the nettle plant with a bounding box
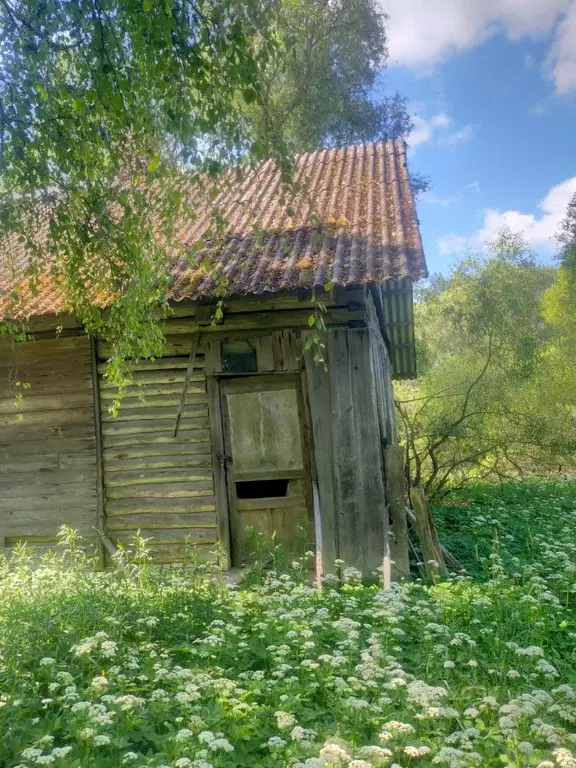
[2,483,576,767]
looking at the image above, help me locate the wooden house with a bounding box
[0,140,427,576]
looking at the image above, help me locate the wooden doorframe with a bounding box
[216,373,314,567]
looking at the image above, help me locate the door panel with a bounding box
[220,377,312,565]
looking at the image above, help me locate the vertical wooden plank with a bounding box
[90,336,106,570]
[303,345,339,574]
[327,328,358,569]
[273,330,301,371]
[204,340,222,376]
[256,336,275,372]
[386,445,410,578]
[206,378,231,569]
[347,328,389,576]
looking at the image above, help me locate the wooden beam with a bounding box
[90,336,106,570]
[174,332,201,437]
[411,487,448,579]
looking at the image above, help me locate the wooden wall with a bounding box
[97,341,218,564]
[304,307,408,578]
[0,334,98,551]
[97,290,364,566]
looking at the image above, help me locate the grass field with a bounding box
[1,481,576,768]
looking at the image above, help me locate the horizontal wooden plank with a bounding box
[98,334,199,360]
[0,495,97,513]
[0,408,94,428]
[102,429,210,449]
[106,511,217,529]
[97,356,205,375]
[0,424,95,444]
[0,455,60,474]
[103,454,213,472]
[58,453,98,469]
[100,383,206,400]
[105,468,212,486]
[101,416,209,437]
[0,335,90,353]
[109,527,217,544]
[4,313,84,333]
[160,307,365,336]
[100,394,207,412]
[105,480,214,499]
[237,495,307,511]
[102,441,212,462]
[99,370,205,389]
[0,480,97,500]
[106,497,216,515]
[0,521,96,538]
[100,404,207,423]
[0,468,95,488]
[0,392,93,414]
[115,543,216,564]
[0,437,95,457]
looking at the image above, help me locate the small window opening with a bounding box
[221,340,258,373]
[236,479,289,499]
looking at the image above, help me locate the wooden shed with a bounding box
[0,140,427,576]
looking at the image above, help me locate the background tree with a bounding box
[395,232,576,500]
[245,0,411,151]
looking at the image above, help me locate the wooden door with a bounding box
[220,376,313,565]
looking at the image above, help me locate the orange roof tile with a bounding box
[0,140,426,319]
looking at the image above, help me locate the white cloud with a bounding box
[465,181,481,193]
[383,0,576,95]
[545,1,576,94]
[407,111,473,150]
[438,234,469,255]
[421,191,462,207]
[437,175,576,255]
[408,112,452,148]
[443,125,474,146]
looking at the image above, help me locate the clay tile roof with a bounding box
[0,140,426,319]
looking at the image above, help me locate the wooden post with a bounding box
[386,445,410,578]
[90,335,106,570]
[312,481,324,592]
[411,487,447,579]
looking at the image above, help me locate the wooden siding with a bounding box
[304,324,396,576]
[98,343,218,564]
[0,334,98,550]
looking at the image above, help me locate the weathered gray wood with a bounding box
[97,356,205,375]
[107,512,217,529]
[105,468,212,485]
[91,336,106,569]
[348,328,389,577]
[0,334,98,550]
[207,378,231,568]
[106,497,216,515]
[101,404,207,422]
[386,445,410,578]
[110,527,217,543]
[101,416,209,436]
[256,335,274,372]
[327,329,358,570]
[102,429,211,449]
[273,330,301,371]
[105,480,214,499]
[174,332,201,436]
[303,344,338,574]
[411,487,447,578]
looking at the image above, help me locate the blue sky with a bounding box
[376,0,576,275]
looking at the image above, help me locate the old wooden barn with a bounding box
[0,140,427,576]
